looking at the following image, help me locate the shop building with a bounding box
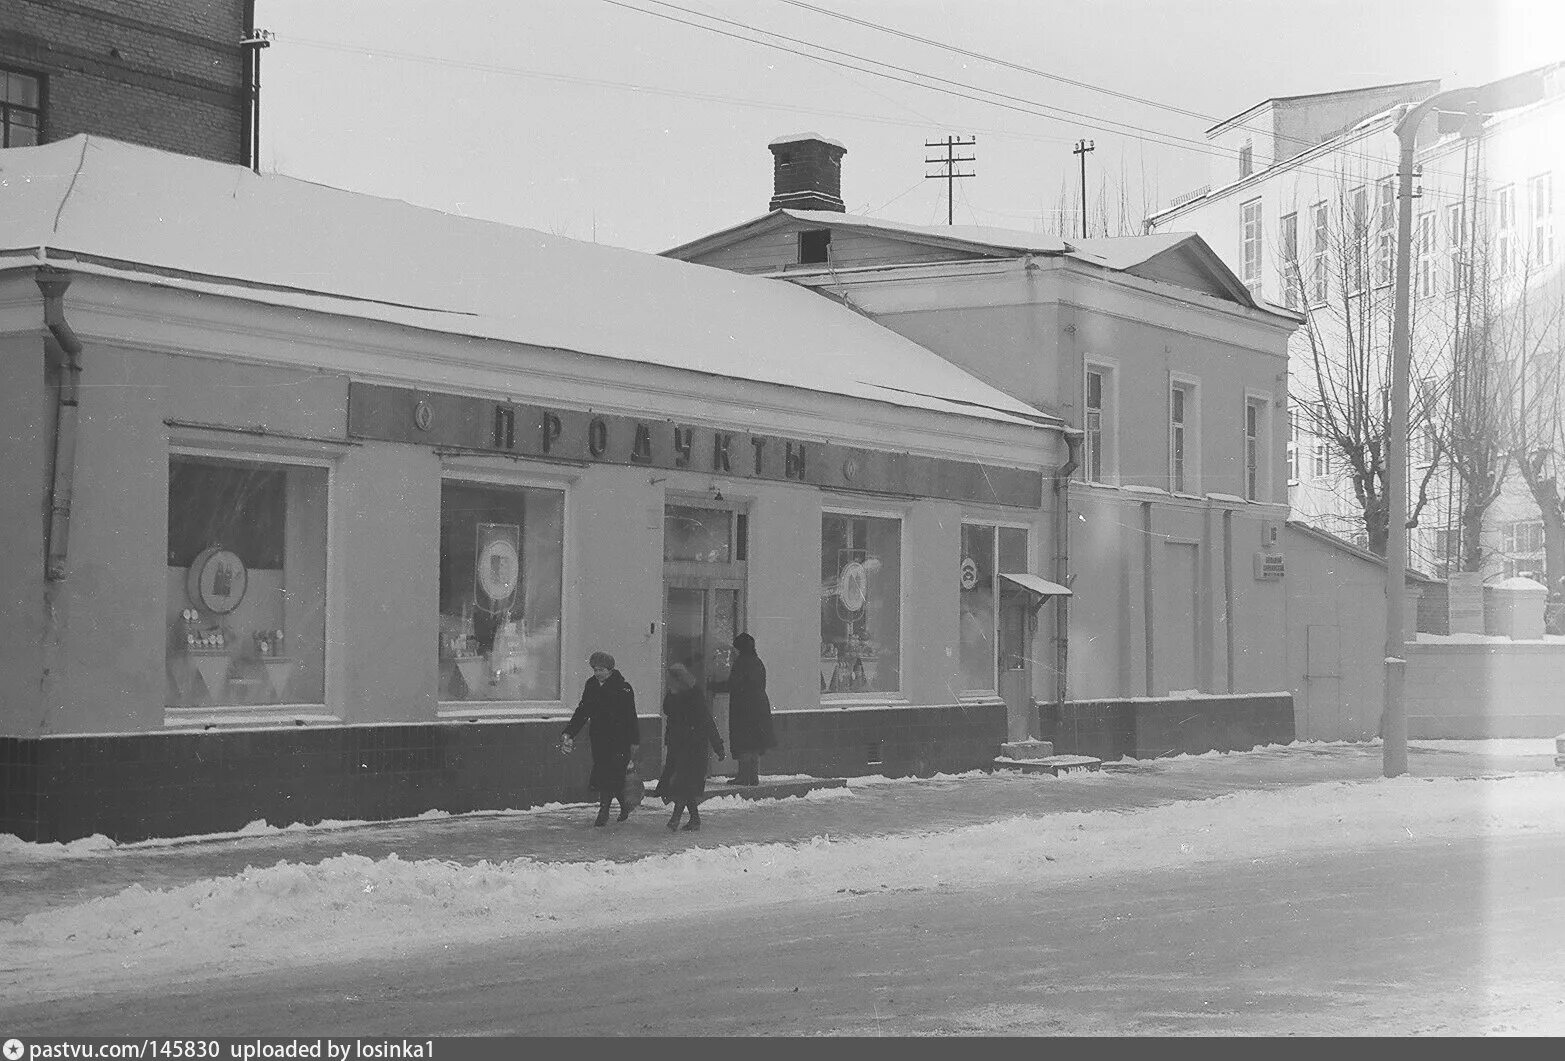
[666,137,1303,743]
[0,136,1070,842]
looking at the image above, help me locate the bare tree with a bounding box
[1281,178,1445,557]
[1498,258,1565,593]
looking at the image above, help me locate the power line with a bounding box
[608,0,1508,207]
[774,0,1490,187]
[277,13,1509,214]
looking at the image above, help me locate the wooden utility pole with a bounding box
[1072,139,1095,239]
[925,136,976,226]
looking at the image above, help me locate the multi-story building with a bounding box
[667,135,1302,712]
[1147,65,1565,586]
[0,0,254,164]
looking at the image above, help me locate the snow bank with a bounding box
[3,773,1561,1002]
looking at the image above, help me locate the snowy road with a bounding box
[1,741,1562,1036]
[5,831,1562,1036]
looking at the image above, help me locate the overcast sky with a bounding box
[254,0,1561,253]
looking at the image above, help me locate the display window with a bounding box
[819,511,902,696]
[165,454,328,709]
[439,479,564,704]
[959,524,1029,693]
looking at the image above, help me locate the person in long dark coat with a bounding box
[562,650,640,827]
[727,632,775,786]
[656,662,725,832]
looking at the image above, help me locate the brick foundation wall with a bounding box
[0,702,1008,843]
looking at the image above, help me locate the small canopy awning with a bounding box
[999,572,1073,598]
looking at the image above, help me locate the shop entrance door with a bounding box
[663,579,744,776]
[998,584,1034,741]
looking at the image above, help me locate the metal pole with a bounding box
[1384,71,1543,776]
[1384,111,1419,778]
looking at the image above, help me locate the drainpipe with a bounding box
[38,268,83,582]
[1223,507,1235,693]
[1051,431,1082,732]
[1142,499,1155,697]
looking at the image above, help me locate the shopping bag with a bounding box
[621,764,646,810]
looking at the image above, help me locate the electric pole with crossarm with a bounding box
[925,135,976,226]
[1072,138,1095,239]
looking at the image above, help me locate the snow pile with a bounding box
[3,773,1561,1002]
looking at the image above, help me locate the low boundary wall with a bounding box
[1405,641,1565,738]
[1045,693,1295,761]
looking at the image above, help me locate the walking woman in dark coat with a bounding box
[656,662,725,831]
[727,633,775,786]
[561,651,640,827]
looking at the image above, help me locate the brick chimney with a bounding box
[768,133,847,212]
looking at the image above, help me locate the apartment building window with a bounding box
[1240,198,1263,293]
[1,69,42,148]
[1083,362,1116,484]
[1445,203,1465,293]
[1309,415,1331,479]
[1310,202,1329,305]
[1280,211,1299,309]
[1497,184,1516,274]
[798,229,832,265]
[1375,181,1396,287]
[1170,378,1198,493]
[1286,409,1300,486]
[1502,519,1545,554]
[1244,396,1268,501]
[1239,141,1254,179]
[1532,173,1554,268]
[1348,186,1369,292]
[1416,211,1436,299]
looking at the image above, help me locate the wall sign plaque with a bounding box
[347,382,1044,508]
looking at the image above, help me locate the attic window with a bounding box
[1239,142,1254,178]
[799,229,831,265]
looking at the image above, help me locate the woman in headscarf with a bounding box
[655,662,725,831]
[727,632,776,786]
[561,650,640,827]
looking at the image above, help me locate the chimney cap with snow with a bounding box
[768,134,847,213]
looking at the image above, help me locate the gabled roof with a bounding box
[0,136,1061,431]
[665,209,1282,314]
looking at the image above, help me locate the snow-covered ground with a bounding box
[1,740,1561,1009]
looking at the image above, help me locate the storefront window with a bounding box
[664,505,732,563]
[820,512,901,695]
[439,480,564,703]
[959,524,997,691]
[960,524,1029,691]
[165,455,328,708]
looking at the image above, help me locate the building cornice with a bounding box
[0,268,1054,470]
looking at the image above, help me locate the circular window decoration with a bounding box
[837,560,868,612]
[477,537,520,602]
[413,400,435,432]
[186,547,248,615]
[959,556,979,590]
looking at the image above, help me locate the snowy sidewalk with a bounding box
[1,738,1555,925]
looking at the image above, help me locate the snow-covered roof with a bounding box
[664,209,1280,314]
[768,132,845,150]
[0,136,1058,430]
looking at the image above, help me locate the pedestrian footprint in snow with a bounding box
[656,661,724,832]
